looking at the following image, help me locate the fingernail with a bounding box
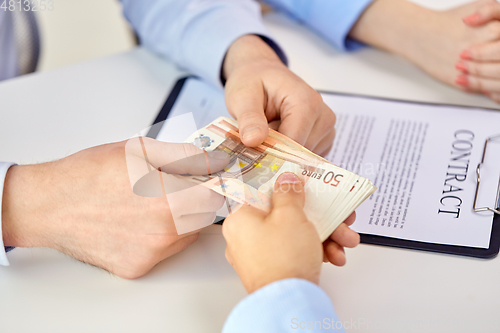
[276,172,300,185]
[455,75,469,87]
[242,126,262,142]
[455,61,468,73]
[460,50,472,60]
[208,151,230,160]
[463,12,480,24]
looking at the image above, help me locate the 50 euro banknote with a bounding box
[182,117,377,241]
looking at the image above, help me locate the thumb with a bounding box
[463,1,500,26]
[271,172,306,220]
[226,85,269,147]
[126,137,230,175]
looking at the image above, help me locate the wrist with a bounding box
[222,34,284,81]
[2,164,52,248]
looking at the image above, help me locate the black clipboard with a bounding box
[150,76,500,259]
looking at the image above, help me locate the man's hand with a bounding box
[222,172,358,294]
[223,35,336,156]
[2,139,230,279]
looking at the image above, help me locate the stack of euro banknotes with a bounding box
[184,117,377,241]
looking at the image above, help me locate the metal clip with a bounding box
[473,134,500,215]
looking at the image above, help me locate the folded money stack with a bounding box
[184,117,377,241]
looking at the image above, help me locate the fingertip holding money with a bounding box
[182,117,376,241]
[276,172,300,184]
[275,172,304,193]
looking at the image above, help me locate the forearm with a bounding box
[349,0,441,61]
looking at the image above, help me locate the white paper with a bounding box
[158,78,500,249]
[323,94,500,249]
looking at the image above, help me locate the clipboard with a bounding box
[150,76,500,259]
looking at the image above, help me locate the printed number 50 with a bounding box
[323,171,343,187]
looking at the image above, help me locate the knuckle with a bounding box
[476,78,485,92]
[321,112,336,132]
[485,1,499,14]
[271,205,293,220]
[468,62,480,75]
[308,90,324,111]
[488,21,500,37]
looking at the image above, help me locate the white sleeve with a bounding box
[0,162,16,266]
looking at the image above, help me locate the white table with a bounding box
[1,7,500,333]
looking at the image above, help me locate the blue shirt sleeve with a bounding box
[0,162,16,266]
[262,0,374,51]
[121,0,287,88]
[223,278,344,333]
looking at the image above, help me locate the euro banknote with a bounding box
[182,117,377,241]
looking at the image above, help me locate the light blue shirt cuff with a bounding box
[263,0,374,52]
[223,278,343,333]
[0,162,16,266]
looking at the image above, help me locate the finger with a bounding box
[462,41,500,62]
[314,127,336,157]
[173,212,218,235]
[463,0,500,27]
[268,119,281,131]
[225,83,269,147]
[270,173,306,222]
[329,223,360,248]
[323,240,346,266]
[456,60,500,79]
[127,138,230,175]
[456,74,500,92]
[303,103,337,153]
[343,212,357,227]
[487,91,500,103]
[165,181,226,214]
[277,91,324,147]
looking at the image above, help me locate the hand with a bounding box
[455,0,500,102]
[349,0,500,102]
[323,211,358,266]
[222,172,359,293]
[223,35,336,156]
[2,138,230,279]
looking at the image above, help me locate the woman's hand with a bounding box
[455,0,500,103]
[350,0,500,103]
[222,172,359,294]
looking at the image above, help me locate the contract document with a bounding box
[156,78,500,252]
